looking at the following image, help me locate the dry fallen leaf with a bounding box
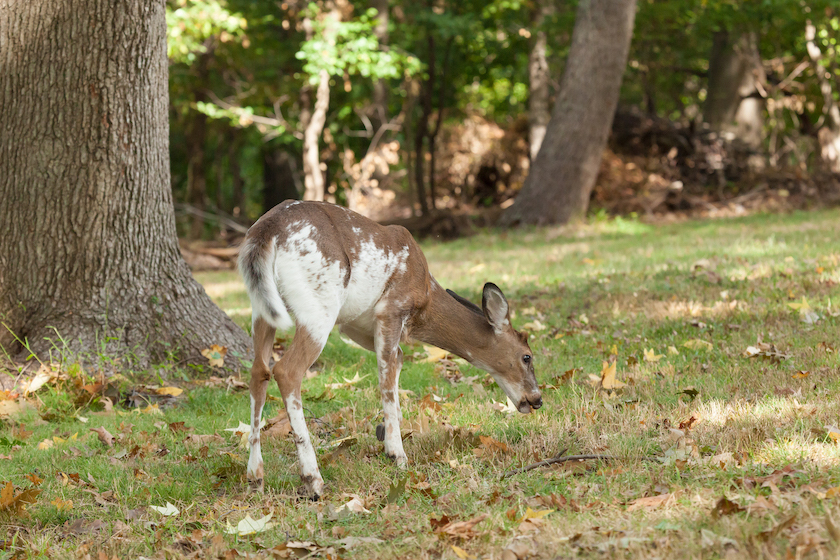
[433,513,489,539]
[149,502,180,516]
[627,493,674,512]
[224,420,265,448]
[788,297,820,324]
[451,544,475,559]
[89,426,114,447]
[712,496,744,518]
[520,320,547,333]
[155,386,183,397]
[644,348,664,363]
[0,482,41,516]
[201,344,228,367]
[683,339,713,351]
[224,513,276,535]
[517,507,554,523]
[489,397,518,414]
[600,361,626,390]
[421,345,449,363]
[23,365,57,395]
[335,496,371,514]
[324,373,368,390]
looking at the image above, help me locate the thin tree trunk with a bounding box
[805,20,840,172]
[229,130,245,216]
[302,68,330,201]
[301,9,339,201]
[528,0,553,160]
[0,0,249,367]
[704,31,765,149]
[371,0,389,132]
[413,24,436,215]
[501,0,637,226]
[428,37,453,209]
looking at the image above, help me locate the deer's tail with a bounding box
[238,237,293,332]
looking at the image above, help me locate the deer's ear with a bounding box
[482,283,509,333]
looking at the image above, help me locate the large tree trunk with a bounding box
[704,31,765,149]
[501,0,637,226]
[0,0,249,367]
[528,0,553,160]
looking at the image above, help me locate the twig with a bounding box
[501,454,614,479]
[174,203,249,234]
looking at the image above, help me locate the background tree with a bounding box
[501,0,638,226]
[528,0,553,160]
[704,30,765,150]
[0,0,249,365]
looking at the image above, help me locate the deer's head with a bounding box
[448,283,542,414]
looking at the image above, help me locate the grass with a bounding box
[3,208,840,559]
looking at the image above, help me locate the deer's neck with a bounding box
[412,279,491,363]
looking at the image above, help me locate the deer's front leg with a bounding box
[274,326,327,499]
[375,317,407,467]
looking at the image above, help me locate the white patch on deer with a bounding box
[338,240,409,324]
[273,222,342,342]
[247,394,264,478]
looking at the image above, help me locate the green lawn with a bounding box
[3,209,840,559]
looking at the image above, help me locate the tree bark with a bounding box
[704,31,765,149]
[528,0,553,160]
[501,0,637,226]
[0,0,249,368]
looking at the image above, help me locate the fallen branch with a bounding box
[501,454,614,479]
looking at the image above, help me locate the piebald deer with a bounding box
[239,200,541,497]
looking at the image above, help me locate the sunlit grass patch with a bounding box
[3,208,840,558]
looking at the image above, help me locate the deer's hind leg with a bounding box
[273,322,333,499]
[247,317,276,493]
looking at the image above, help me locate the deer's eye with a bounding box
[523,355,531,364]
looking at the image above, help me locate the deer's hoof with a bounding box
[248,477,265,494]
[299,475,325,501]
[386,451,408,468]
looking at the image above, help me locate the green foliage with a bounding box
[295,5,421,83]
[166,0,247,63]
